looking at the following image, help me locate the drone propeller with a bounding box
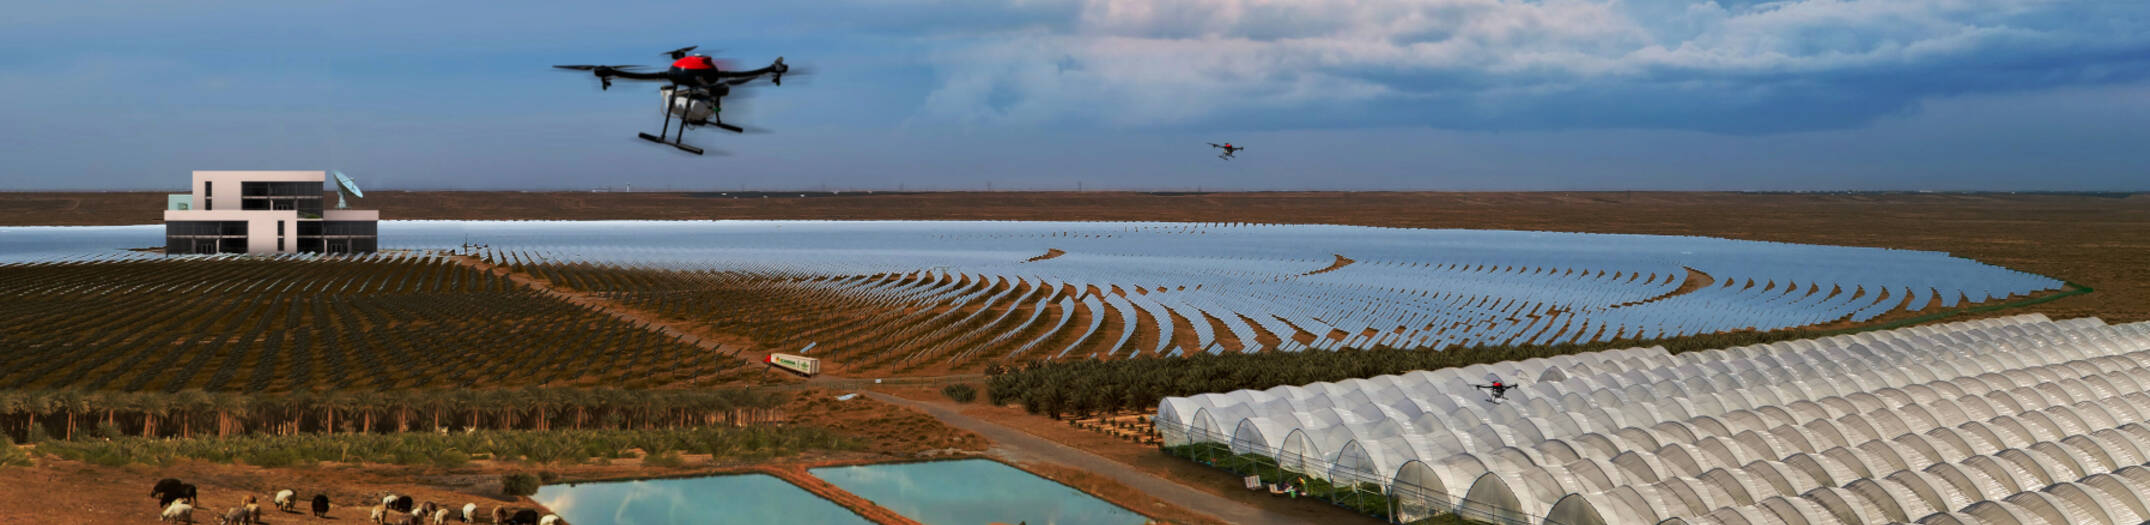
[553,65,647,90]
[664,45,699,59]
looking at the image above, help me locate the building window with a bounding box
[277,221,284,236]
[278,238,285,251]
[205,181,213,196]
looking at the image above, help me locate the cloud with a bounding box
[907,0,2150,132]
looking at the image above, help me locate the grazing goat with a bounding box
[432,507,452,524]
[371,503,387,524]
[392,495,416,513]
[156,480,200,509]
[508,509,541,525]
[273,489,296,512]
[538,514,563,525]
[216,505,251,525]
[490,506,507,524]
[460,502,478,522]
[312,494,332,518]
[160,500,195,523]
[151,478,185,503]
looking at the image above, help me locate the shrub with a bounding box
[25,424,49,444]
[431,449,471,469]
[26,426,858,468]
[501,473,541,497]
[244,448,300,468]
[0,436,31,468]
[642,450,685,468]
[941,384,978,403]
[83,449,133,467]
[94,422,122,440]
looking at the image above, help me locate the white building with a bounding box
[163,170,379,255]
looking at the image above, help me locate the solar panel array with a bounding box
[1156,314,2150,525]
[375,220,2058,359]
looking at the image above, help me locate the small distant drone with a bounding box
[1472,374,1518,402]
[554,45,793,155]
[1208,142,1244,160]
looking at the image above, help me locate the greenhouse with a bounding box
[1158,314,2150,524]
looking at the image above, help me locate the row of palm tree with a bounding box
[985,327,1840,419]
[37,424,859,468]
[0,387,787,443]
[1,257,748,394]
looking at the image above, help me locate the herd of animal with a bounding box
[150,478,563,525]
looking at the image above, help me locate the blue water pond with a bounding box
[532,473,873,525]
[810,459,1149,525]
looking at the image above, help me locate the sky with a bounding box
[0,0,2144,191]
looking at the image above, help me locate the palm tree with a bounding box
[318,390,347,434]
[211,393,250,438]
[84,391,114,431]
[54,390,85,441]
[173,389,212,439]
[22,391,58,441]
[455,389,480,431]
[282,390,316,435]
[352,390,383,434]
[419,390,448,432]
[393,390,414,433]
[565,389,590,430]
[121,392,156,438]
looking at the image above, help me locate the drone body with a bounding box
[1208,142,1244,160]
[554,46,791,155]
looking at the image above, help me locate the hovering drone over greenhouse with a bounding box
[554,45,793,155]
[1472,374,1517,402]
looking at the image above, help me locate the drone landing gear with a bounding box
[638,133,704,155]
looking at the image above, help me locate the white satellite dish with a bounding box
[332,170,365,209]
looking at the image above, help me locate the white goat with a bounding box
[159,500,195,523]
[273,489,296,512]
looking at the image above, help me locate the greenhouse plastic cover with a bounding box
[1160,314,2150,525]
